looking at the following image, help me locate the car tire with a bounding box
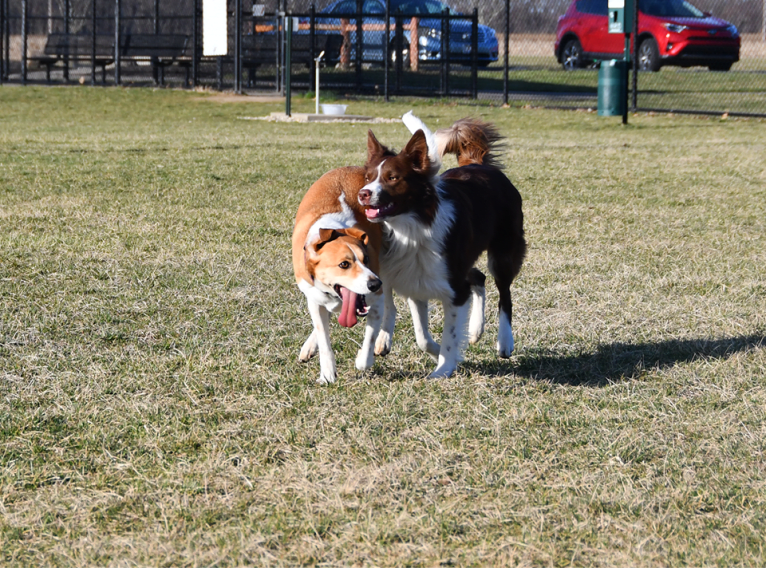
[390,41,410,69]
[708,62,732,72]
[561,38,584,71]
[638,37,661,72]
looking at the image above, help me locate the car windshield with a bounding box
[390,0,449,15]
[639,0,705,18]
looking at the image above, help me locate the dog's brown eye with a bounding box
[339,261,351,269]
[389,175,398,182]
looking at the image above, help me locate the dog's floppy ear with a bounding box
[306,228,341,259]
[402,129,431,173]
[367,129,385,162]
[340,227,369,246]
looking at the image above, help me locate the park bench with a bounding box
[241,32,343,87]
[34,33,114,84]
[35,33,191,85]
[119,34,191,86]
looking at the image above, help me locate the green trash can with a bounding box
[598,59,628,116]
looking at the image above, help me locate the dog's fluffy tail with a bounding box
[402,110,442,174]
[435,117,505,168]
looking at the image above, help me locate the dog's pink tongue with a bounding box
[365,208,381,220]
[338,287,359,328]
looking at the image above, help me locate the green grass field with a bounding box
[1,86,766,567]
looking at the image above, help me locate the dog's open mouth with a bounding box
[334,285,369,328]
[364,202,397,220]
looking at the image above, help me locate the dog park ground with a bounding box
[1,86,765,566]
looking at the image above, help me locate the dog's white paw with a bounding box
[299,332,318,362]
[374,331,392,357]
[317,370,337,385]
[355,349,375,372]
[496,311,515,358]
[469,327,484,345]
[496,341,514,358]
[428,363,457,380]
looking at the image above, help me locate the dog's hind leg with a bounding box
[299,330,319,362]
[357,291,384,371]
[407,298,440,361]
[488,243,525,358]
[467,268,486,345]
[374,282,396,356]
[307,300,336,384]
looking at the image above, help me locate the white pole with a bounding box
[315,50,325,114]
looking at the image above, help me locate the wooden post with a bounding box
[340,17,350,69]
[409,16,418,71]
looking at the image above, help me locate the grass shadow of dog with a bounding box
[462,333,766,387]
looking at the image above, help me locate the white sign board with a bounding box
[203,0,227,57]
[608,0,625,6]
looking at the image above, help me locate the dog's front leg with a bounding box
[429,300,470,379]
[407,298,440,361]
[374,282,396,356]
[306,300,336,384]
[356,291,383,371]
[299,330,318,361]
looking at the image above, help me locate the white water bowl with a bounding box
[321,104,348,116]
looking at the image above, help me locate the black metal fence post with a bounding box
[440,7,447,95]
[114,0,121,85]
[235,0,242,93]
[503,0,509,105]
[355,0,362,89]
[21,0,27,84]
[309,3,315,92]
[192,0,199,86]
[154,0,159,33]
[63,0,70,80]
[277,12,283,93]
[91,0,96,85]
[471,7,478,99]
[394,12,402,93]
[444,9,450,95]
[2,0,8,81]
[285,14,292,115]
[384,0,389,101]
[631,0,638,110]
[0,0,4,84]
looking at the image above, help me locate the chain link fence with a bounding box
[2,0,765,116]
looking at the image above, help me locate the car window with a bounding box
[639,0,704,18]
[331,0,357,14]
[391,0,448,15]
[575,0,592,14]
[576,0,608,15]
[363,0,385,14]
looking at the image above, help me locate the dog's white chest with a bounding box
[380,202,454,302]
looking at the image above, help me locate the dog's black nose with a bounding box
[368,278,382,293]
[358,189,372,205]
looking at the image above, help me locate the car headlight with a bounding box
[725,24,739,38]
[663,23,688,33]
[419,28,440,46]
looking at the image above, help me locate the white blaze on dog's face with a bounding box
[358,129,436,223]
[305,228,382,328]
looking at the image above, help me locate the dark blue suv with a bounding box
[309,0,498,67]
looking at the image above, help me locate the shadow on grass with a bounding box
[463,333,766,387]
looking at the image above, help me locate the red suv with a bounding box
[555,0,740,72]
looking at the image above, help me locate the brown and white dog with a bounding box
[358,112,527,378]
[292,167,384,384]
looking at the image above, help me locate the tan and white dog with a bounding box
[292,166,385,384]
